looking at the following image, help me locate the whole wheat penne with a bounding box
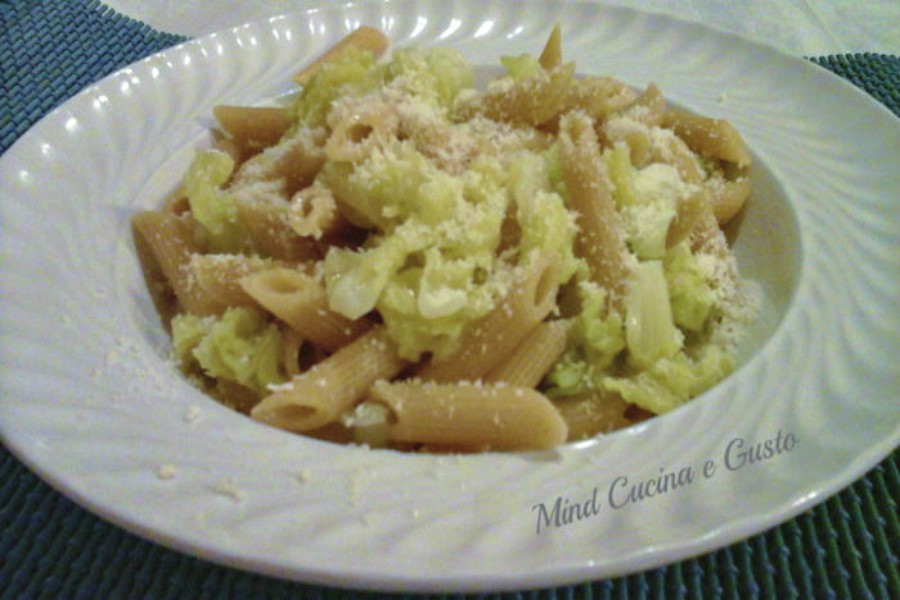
[709,176,751,225]
[131,210,211,315]
[213,105,293,151]
[134,25,760,454]
[251,327,407,432]
[233,127,327,195]
[553,392,633,441]
[564,76,639,125]
[293,26,390,86]
[361,380,568,451]
[558,111,631,305]
[667,187,710,248]
[651,132,704,184]
[625,83,666,128]
[483,320,570,387]
[239,267,371,352]
[236,202,322,262]
[325,98,400,162]
[538,24,562,70]
[664,109,752,167]
[188,253,278,313]
[468,62,575,127]
[287,184,353,241]
[416,251,561,382]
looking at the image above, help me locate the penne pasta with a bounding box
[251,327,407,432]
[213,105,293,152]
[691,206,734,262]
[325,98,400,163]
[280,328,306,378]
[664,109,752,167]
[232,127,327,195]
[286,184,354,241]
[239,267,371,352]
[619,127,653,168]
[135,26,759,454]
[558,111,631,305]
[188,253,278,313]
[236,201,322,262]
[215,378,261,414]
[212,132,244,165]
[280,326,329,379]
[161,189,190,216]
[690,209,743,304]
[666,187,710,248]
[564,76,639,125]
[304,422,354,445]
[293,26,390,86]
[553,392,633,441]
[416,252,562,383]
[538,24,562,70]
[468,62,575,127]
[651,132,705,184]
[625,83,667,128]
[483,320,570,387]
[360,380,568,451]
[131,210,212,316]
[708,176,752,225]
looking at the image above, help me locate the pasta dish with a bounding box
[132,26,759,452]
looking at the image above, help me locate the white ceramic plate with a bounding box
[1,0,897,593]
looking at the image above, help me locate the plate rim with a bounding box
[1,0,898,592]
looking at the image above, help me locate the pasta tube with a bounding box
[286,184,353,241]
[251,327,407,432]
[558,111,631,305]
[469,62,575,127]
[664,109,752,167]
[235,202,321,262]
[293,26,390,86]
[360,380,568,451]
[131,210,211,315]
[188,254,278,313]
[709,176,752,225]
[538,24,562,70]
[213,105,292,151]
[483,320,570,387]
[416,252,561,382]
[239,267,371,352]
[553,392,634,441]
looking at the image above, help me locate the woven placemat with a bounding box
[1,1,898,597]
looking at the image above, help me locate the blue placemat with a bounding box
[1,1,898,597]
